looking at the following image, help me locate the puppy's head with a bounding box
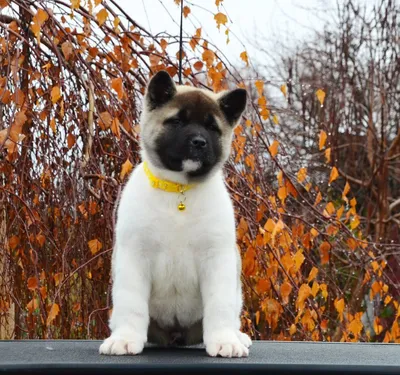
[140,71,247,182]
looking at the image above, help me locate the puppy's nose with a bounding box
[190,135,207,149]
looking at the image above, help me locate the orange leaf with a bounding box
[202,49,215,67]
[111,118,121,139]
[183,5,191,17]
[269,140,279,157]
[8,235,19,250]
[120,158,133,180]
[73,302,81,312]
[307,267,319,283]
[296,284,311,312]
[311,281,319,297]
[342,181,351,202]
[256,279,270,294]
[61,41,73,60]
[280,282,292,304]
[314,191,322,206]
[15,111,27,127]
[347,237,358,251]
[111,77,124,100]
[27,276,38,291]
[240,51,249,66]
[214,12,228,29]
[254,80,264,96]
[316,89,326,105]
[51,86,61,103]
[96,8,108,26]
[67,133,76,149]
[319,242,330,265]
[325,147,331,163]
[264,218,275,232]
[319,130,327,150]
[193,61,204,71]
[0,0,9,9]
[35,8,49,25]
[98,111,112,130]
[297,167,307,183]
[27,298,39,313]
[329,166,339,184]
[88,238,102,255]
[46,303,60,326]
[293,250,305,272]
[50,118,56,133]
[325,202,335,215]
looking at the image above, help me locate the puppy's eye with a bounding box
[165,117,181,126]
[205,115,220,133]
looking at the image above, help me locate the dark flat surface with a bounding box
[0,340,399,374]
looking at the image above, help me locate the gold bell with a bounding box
[178,202,186,211]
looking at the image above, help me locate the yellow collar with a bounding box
[143,161,194,193]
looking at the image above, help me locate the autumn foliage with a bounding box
[0,0,399,342]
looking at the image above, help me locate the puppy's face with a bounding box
[140,71,247,181]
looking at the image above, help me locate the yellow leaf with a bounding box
[329,166,339,184]
[61,41,73,60]
[51,86,61,103]
[111,77,124,100]
[350,197,357,207]
[27,276,38,291]
[95,0,102,5]
[120,158,133,180]
[53,272,63,286]
[297,167,307,183]
[289,323,296,335]
[280,84,287,97]
[269,140,279,157]
[183,5,190,17]
[272,114,279,125]
[96,8,108,26]
[311,281,319,297]
[348,317,363,336]
[88,238,102,255]
[254,80,264,96]
[46,303,60,326]
[35,8,49,25]
[111,118,121,139]
[325,202,335,215]
[350,215,360,230]
[263,218,275,233]
[50,118,56,133]
[334,298,344,321]
[240,51,249,66]
[337,205,344,220]
[307,267,319,283]
[27,298,39,313]
[325,147,331,163]
[320,283,328,299]
[214,12,227,29]
[70,0,80,9]
[319,130,327,150]
[255,310,260,325]
[316,88,326,105]
[113,17,120,29]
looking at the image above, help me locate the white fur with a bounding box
[182,159,202,172]
[99,161,251,357]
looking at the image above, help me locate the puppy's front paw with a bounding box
[99,336,144,356]
[205,329,249,358]
[236,330,252,348]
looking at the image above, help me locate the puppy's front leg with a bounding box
[99,243,150,356]
[200,249,249,358]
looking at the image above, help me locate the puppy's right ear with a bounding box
[146,71,177,110]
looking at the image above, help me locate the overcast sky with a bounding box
[116,0,337,65]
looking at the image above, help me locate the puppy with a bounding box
[99,71,251,357]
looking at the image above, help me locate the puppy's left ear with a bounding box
[218,88,247,125]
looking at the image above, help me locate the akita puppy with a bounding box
[100,71,251,357]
